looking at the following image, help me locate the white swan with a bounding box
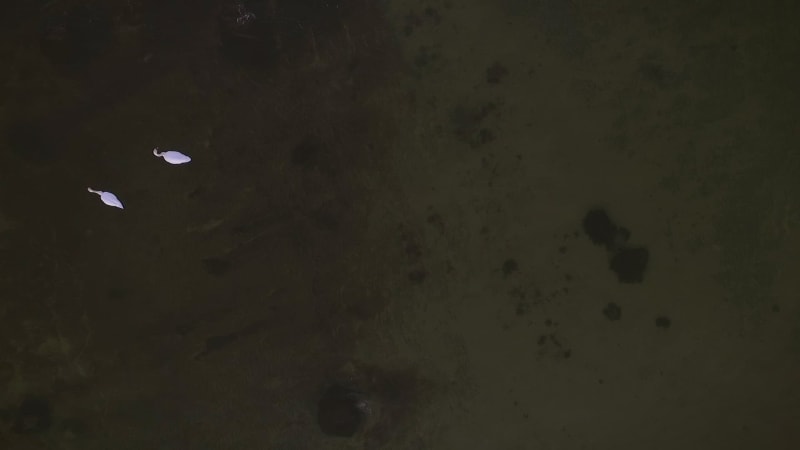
[153,147,191,165]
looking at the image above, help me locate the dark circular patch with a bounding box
[655,316,671,328]
[609,247,649,283]
[582,209,616,247]
[502,258,518,276]
[602,302,621,321]
[317,385,369,437]
[582,209,630,251]
[13,396,52,434]
[486,62,509,84]
[407,269,427,283]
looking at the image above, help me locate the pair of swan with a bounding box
[87,148,191,209]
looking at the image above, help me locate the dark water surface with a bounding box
[1,1,799,449]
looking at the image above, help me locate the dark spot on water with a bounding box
[602,302,621,321]
[582,209,614,246]
[582,209,629,250]
[317,385,369,437]
[13,396,52,434]
[639,61,676,88]
[202,257,231,276]
[414,45,440,68]
[58,418,89,438]
[426,213,444,234]
[609,247,649,283]
[405,242,422,260]
[502,258,518,276]
[423,7,442,25]
[194,333,240,359]
[655,316,671,328]
[403,7,442,36]
[486,62,509,84]
[616,227,631,243]
[408,269,426,283]
[471,128,495,147]
[403,12,422,36]
[451,102,497,142]
[582,208,649,282]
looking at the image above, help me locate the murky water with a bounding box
[1,1,798,449]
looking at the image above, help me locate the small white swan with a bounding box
[153,147,191,165]
[87,188,124,209]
